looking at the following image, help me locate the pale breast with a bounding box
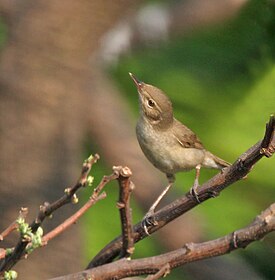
[136,120,205,174]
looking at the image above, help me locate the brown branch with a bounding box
[41,170,119,246]
[41,193,106,246]
[50,203,275,280]
[114,166,135,259]
[87,115,275,268]
[0,208,28,242]
[0,154,100,273]
[92,170,119,199]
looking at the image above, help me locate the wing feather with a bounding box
[172,119,204,149]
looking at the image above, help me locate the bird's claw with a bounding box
[189,185,201,203]
[142,211,158,235]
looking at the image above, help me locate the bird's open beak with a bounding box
[129,72,144,90]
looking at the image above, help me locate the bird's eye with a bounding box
[147,99,155,108]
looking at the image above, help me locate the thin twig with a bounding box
[87,115,275,268]
[0,154,100,273]
[35,154,100,226]
[0,208,28,242]
[41,193,106,246]
[41,170,119,245]
[50,203,275,280]
[92,171,119,199]
[114,166,135,259]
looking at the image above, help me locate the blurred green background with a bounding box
[82,0,274,279]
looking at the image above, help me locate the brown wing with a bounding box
[172,119,204,149]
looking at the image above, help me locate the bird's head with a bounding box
[129,73,173,128]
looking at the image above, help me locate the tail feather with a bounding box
[203,151,231,170]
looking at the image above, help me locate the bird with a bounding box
[129,72,230,230]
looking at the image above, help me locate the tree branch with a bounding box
[41,193,107,246]
[0,154,100,273]
[50,203,275,280]
[114,166,135,259]
[87,115,275,268]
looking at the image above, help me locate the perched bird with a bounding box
[129,73,230,227]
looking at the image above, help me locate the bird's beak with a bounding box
[129,72,144,90]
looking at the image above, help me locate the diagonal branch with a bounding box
[87,115,275,268]
[39,170,120,246]
[50,203,275,280]
[41,192,107,246]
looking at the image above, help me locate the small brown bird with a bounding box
[129,73,230,227]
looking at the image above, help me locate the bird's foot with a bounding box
[189,164,201,203]
[141,182,173,235]
[208,189,219,198]
[189,183,201,203]
[141,210,158,236]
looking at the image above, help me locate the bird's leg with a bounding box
[144,183,173,219]
[142,174,175,235]
[189,164,201,203]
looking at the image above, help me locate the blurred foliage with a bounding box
[84,0,275,278]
